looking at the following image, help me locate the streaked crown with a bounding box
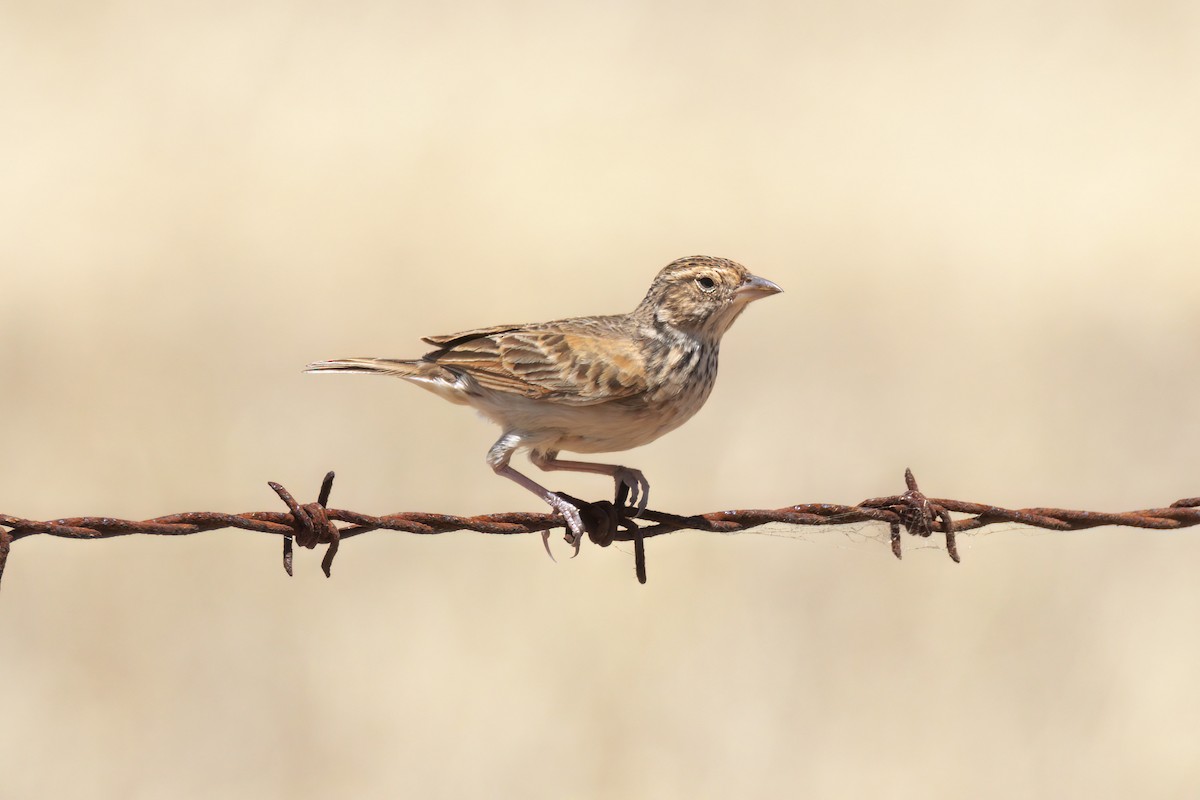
[635,255,781,340]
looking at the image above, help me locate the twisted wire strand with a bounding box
[2,469,1197,587]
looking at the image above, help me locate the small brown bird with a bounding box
[306,255,781,558]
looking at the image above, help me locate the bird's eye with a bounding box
[696,276,716,291]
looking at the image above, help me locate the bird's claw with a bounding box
[543,494,585,561]
[613,467,649,517]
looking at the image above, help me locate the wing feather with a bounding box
[419,318,648,403]
[421,324,523,349]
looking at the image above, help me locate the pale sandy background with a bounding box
[3,1,1199,797]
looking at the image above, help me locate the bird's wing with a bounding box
[422,318,649,404]
[421,324,524,349]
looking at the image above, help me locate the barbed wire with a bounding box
[2,469,1197,587]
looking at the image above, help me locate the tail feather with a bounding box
[306,357,472,405]
[304,358,422,377]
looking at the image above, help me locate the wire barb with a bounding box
[271,471,338,578]
[860,468,958,562]
[2,468,1199,589]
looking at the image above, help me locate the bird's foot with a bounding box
[612,467,649,517]
[542,493,585,561]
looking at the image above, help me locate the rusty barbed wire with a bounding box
[2,469,1198,588]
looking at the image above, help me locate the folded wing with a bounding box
[422,318,648,404]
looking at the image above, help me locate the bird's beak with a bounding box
[735,274,783,302]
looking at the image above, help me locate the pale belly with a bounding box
[467,381,714,455]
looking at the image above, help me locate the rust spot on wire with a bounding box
[3,468,1200,588]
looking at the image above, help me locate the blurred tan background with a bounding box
[3,1,1199,797]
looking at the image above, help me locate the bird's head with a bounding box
[636,255,782,340]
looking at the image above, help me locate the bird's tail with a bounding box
[304,358,425,377]
[305,357,471,404]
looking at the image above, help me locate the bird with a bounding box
[306,255,782,559]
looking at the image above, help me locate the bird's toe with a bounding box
[613,467,649,517]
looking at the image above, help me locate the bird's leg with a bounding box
[529,450,650,519]
[487,434,584,560]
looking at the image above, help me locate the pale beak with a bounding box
[734,274,783,302]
